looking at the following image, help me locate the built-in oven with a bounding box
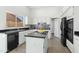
[67,18,73,30]
[67,29,73,44]
[67,18,73,44]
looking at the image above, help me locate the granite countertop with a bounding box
[0,26,30,30]
[0,27,29,33]
[25,31,48,38]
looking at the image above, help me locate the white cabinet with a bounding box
[74,35,79,53]
[0,33,7,53]
[66,39,74,52]
[19,31,26,45]
[26,37,48,53]
[43,36,48,53]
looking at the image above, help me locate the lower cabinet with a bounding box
[43,36,48,53]
[66,39,74,52]
[74,35,79,53]
[19,31,26,45]
[0,33,7,53]
[26,37,48,53]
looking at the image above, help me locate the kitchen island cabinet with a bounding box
[25,31,48,53]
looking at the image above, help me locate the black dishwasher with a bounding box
[7,31,19,52]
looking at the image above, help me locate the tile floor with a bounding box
[9,36,70,53]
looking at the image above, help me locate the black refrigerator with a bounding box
[60,17,68,46]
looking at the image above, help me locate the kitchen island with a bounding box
[25,31,48,53]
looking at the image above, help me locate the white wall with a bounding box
[27,7,33,24]
[0,7,6,28]
[74,6,79,31]
[0,6,30,29]
[50,19,54,33]
[54,18,61,39]
[5,6,29,16]
[30,7,62,24]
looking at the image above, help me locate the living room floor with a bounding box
[9,36,70,53]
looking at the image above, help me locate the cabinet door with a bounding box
[26,37,44,53]
[19,31,25,45]
[66,39,73,52]
[74,41,79,53]
[0,34,7,53]
[43,36,48,53]
[74,36,79,53]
